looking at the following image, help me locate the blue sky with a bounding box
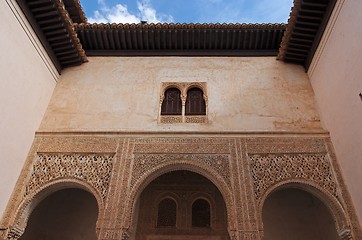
[81,0,294,24]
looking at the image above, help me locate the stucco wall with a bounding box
[0,0,58,218]
[40,56,321,132]
[308,0,362,222]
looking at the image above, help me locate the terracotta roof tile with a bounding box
[75,22,286,56]
[278,0,337,69]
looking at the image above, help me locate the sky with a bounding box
[80,0,294,24]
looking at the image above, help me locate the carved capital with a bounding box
[339,229,353,240]
[228,230,260,240]
[6,226,23,240]
[181,94,187,104]
[121,230,129,240]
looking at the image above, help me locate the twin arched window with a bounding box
[156,197,211,228]
[161,87,206,116]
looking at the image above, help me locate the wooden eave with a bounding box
[278,0,337,70]
[16,0,87,73]
[62,0,87,24]
[15,0,338,71]
[75,23,286,56]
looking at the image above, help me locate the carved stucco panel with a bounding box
[159,116,182,124]
[132,138,229,145]
[131,153,231,188]
[249,153,337,201]
[133,141,230,154]
[246,137,326,154]
[26,153,114,200]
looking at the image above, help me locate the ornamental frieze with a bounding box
[246,137,326,154]
[133,142,230,154]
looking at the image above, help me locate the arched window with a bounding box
[161,88,182,115]
[192,199,210,227]
[185,88,206,115]
[157,198,177,227]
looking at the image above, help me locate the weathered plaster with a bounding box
[39,57,321,132]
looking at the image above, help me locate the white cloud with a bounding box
[137,0,158,23]
[88,0,173,24]
[196,0,293,23]
[247,0,293,23]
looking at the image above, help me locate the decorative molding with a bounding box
[133,140,230,154]
[185,116,207,123]
[132,137,230,145]
[246,137,326,154]
[37,136,118,153]
[160,116,182,124]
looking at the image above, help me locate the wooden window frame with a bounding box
[185,87,206,116]
[161,88,182,115]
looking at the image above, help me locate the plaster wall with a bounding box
[0,0,58,218]
[40,56,321,132]
[308,0,362,222]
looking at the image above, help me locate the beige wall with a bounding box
[0,0,58,218]
[40,56,322,133]
[308,0,362,222]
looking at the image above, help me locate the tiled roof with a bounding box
[75,22,286,56]
[278,0,337,70]
[15,0,337,71]
[62,0,87,24]
[16,0,87,72]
